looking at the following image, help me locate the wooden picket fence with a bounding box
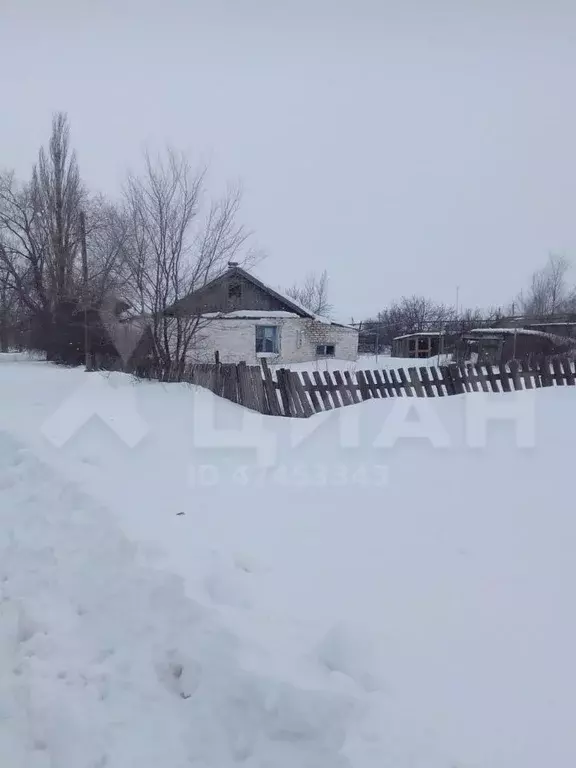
[178,356,576,418]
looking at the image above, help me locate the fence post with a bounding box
[449,363,465,394]
[212,354,222,395]
[440,365,455,395]
[260,358,281,416]
[539,355,553,387]
[276,368,292,416]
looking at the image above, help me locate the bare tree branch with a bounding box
[285,270,332,316]
[121,148,254,375]
[516,254,573,316]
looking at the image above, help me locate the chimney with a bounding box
[228,261,239,268]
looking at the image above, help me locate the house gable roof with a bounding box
[229,266,316,318]
[166,265,357,330]
[167,265,316,319]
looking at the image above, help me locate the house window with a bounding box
[228,281,242,300]
[255,325,279,354]
[316,344,335,357]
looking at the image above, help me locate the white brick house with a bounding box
[167,264,358,366]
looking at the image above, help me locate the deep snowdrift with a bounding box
[0,429,352,768]
[2,360,576,766]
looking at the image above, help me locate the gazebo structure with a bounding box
[391,331,447,359]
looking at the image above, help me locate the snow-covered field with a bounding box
[1,360,576,767]
[272,353,451,373]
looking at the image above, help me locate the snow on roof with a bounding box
[269,284,324,319]
[268,283,355,327]
[469,327,557,337]
[467,327,576,346]
[169,266,357,329]
[528,322,576,326]
[200,309,356,329]
[465,335,502,342]
[393,331,446,341]
[234,269,352,327]
[202,310,300,319]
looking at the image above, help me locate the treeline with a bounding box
[358,254,576,351]
[356,298,504,351]
[0,113,256,372]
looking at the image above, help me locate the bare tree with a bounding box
[516,254,572,316]
[0,170,49,319]
[83,196,132,304]
[0,262,23,351]
[285,269,332,316]
[122,149,253,375]
[395,295,450,331]
[32,112,84,307]
[0,113,87,356]
[0,116,262,369]
[360,295,503,351]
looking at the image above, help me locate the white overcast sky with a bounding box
[1,0,576,320]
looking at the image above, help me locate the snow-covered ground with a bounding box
[271,353,451,373]
[1,360,576,767]
[0,351,45,364]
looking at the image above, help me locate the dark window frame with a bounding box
[316,344,335,357]
[255,325,279,354]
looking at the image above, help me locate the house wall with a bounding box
[190,317,358,365]
[295,319,358,363]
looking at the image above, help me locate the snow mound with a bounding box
[4,362,576,766]
[0,431,354,768]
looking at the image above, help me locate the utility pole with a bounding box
[79,211,91,371]
[439,328,445,365]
